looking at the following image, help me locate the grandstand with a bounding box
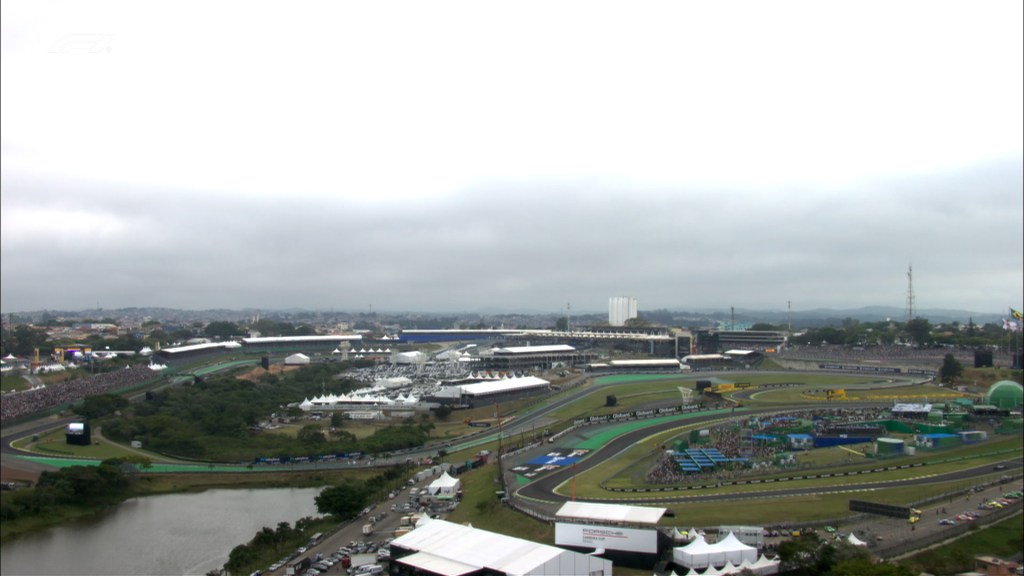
[156,341,241,362]
[588,359,688,373]
[673,447,747,473]
[430,376,551,407]
[480,344,596,371]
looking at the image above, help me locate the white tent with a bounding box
[847,533,867,547]
[284,353,310,365]
[675,535,717,569]
[427,471,461,497]
[716,532,758,566]
[741,555,781,576]
[674,532,758,570]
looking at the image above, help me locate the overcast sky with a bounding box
[2,1,1022,316]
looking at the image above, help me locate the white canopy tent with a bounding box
[427,472,461,497]
[673,532,758,570]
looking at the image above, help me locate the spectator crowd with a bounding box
[1,365,157,423]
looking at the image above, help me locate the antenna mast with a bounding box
[905,265,916,322]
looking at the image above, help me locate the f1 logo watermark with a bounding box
[49,34,115,54]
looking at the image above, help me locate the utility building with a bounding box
[555,501,668,569]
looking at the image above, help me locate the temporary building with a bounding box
[673,532,757,570]
[847,533,867,547]
[426,471,461,497]
[284,353,310,366]
[396,351,427,364]
[390,518,612,576]
[986,380,1024,410]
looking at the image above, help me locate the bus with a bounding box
[308,532,323,547]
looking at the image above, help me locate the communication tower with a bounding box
[905,265,916,322]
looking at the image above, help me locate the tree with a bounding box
[146,329,168,346]
[555,316,569,331]
[830,558,914,576]
[330,412,344,428]
[778,532,835,575]
[3,324,50,357]
[73,394,129,419]
[939,353,963,383]
[434,404,452,420]
[904,317,932,346]
[297,424,326,445]
[204,321,240,339]
[315,481,370,518]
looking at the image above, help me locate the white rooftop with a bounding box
[608,358,682,366]
[458,376,550,396]
[493,344,576,354]
[241,335,362,343]
[556,501,666,525]
[391,518,611,575]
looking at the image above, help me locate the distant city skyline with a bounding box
[2,2,1021,315]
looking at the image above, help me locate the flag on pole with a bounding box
[1004,319,1022,332]
[1011,307,1023,321]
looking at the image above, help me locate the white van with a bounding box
[350,564,384,576]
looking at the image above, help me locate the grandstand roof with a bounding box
[492,344,576,355]
[457,376,550,397]
[608,359,682,367]
[242,335,361,344]
[892,403,933,413]
[556,501,666,525]
[160,341,240,354]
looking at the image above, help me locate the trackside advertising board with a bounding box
[555,523,657,554]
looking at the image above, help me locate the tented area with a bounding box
[847,533,867,547]
[426,471,461,498]
[679,554,780,575]
[284,353,310,365]
[673,532,758,570]
[390,518,613,576]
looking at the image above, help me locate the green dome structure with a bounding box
[986,380,1023,410]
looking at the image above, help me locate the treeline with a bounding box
[0,459,142,524]
[784,318,1007,348]
[224,516,328,576]
[778,531,914,576]
[225,464,412,575]
[96,364,429,462]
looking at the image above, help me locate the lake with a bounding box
[0,487,325,576]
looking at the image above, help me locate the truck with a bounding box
[285,557,310,576]
[362,523,374,536]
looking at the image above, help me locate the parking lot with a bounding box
[261,470,461,576]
